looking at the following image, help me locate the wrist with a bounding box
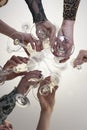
[10,31,23,41]
[40,109,52,118]
[34,16,47,24]
[62,19,75,26]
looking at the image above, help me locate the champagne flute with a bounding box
[7,32,23,53]
[39,74,59,96]
[51,35,75,62]
[30,24,74,63]
[16,76,43,107]
[0,61,37,86]
[16,93,30,108]
[30,24,50,50]
[21,23,30,33]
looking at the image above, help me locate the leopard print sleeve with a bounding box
[25,0,47,23]
[63,0,81,20]
[0,88,17,124]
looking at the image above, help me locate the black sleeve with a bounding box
[25,0,47,23]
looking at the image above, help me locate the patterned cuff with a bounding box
[63,0,80,20]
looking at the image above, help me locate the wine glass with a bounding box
[7,24,34,54]
[51,35,75,62]
[0,66,7,85]
[0,62,33,86]
[30,24,74,63]
[21,23,30,33]
[7,32,23,53]
[16,93,30,108]
[39,74,59,96]
[16,76,43,107]
[30,24,68,73]
[30,24,50,50]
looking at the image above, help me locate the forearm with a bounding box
[36,111,52,130]
[0,88,17,124]
[0,20,17,38]
[0,20,22,40]
[24,0,47,23]
[63,0,81,20]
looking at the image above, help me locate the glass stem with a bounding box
[24,85,33,96]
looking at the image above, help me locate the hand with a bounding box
[73,50,87,67]
[0,120,13,130]
[54,20,75,62]
[11,31,43,55]
[37,76,58,113]
[3,55,29,80]
[36,20,56,48]
[16,70,42,95]
[20,32,43,54]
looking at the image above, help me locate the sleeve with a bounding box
[0,88,17,125]
[63,0,81,20]
[24,0,47,23]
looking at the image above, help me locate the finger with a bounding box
[37,93,48,109]
[29,35,36,49]
[53,85,58,92]
[40,76,51,86]
[17,56,29,64]
[27,70,42,75]
[73,52,83,67]
[59,57,70,63]
[37,89,47,103]
[73,59,83,67]
[3,60,17,69]
[11,55,23,64]
[35,40,43,51]
[24,70,42,80]
[51,85,58,98]
[83,57,87,62]
[50,27,56,47]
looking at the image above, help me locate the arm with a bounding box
[0,70,42,125]
[73,50,87,67]
[0,19,19,39]
[1,55,29,82]
[24,0,47,23]
[0,88,17,125]
[62,0,81,32]
[36,111,51,130]
[0,20,42,55]
[56,0,81,62]
[24,0,56,47]
[36,77,58,130]
[63,0,80,20]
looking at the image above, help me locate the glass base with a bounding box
[16,94,30,108]
[39,85,50,96]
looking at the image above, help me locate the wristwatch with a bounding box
[0,0,8,7]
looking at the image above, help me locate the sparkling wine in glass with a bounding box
[0,62,35,86]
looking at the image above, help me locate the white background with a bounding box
[0,0,87,130]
